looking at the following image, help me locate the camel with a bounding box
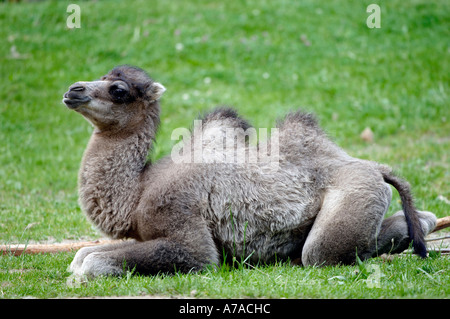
[62,65,437,278]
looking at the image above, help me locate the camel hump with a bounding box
[199,107,252,131]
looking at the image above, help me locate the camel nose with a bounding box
[69,82,86,92]
[64,82,90,101]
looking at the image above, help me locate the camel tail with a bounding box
[379,166,427,258]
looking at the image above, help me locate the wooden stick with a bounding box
[0,239,119,256]
[431,216,450,233]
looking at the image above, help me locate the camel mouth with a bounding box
[63,96,92,109]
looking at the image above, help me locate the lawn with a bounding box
[0,0,449,299]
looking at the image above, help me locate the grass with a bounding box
[1,250,449,299]
[0,0,449,299]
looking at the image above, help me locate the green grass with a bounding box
[1,251,449,299]
[0,0,449,299]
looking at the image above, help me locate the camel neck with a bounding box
[78,116,157,239]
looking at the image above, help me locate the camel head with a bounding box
[63,65,165,132]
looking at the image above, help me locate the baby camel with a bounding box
[63,65,436,278]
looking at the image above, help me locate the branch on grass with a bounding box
[0,239,120,256]
[431,216,450,233]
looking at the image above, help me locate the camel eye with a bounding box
[113,87,126,96]
[109,84,129,100]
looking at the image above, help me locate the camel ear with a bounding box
[147,82,166,101]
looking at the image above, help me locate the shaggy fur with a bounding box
[63,65,437,278]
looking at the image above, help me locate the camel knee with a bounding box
[301,229,358,267]
[301,245,328,267]
[76,252,124,278]
[301,242,365,267]
[69,246,102,274]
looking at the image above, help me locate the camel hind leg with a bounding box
[301,164,437,266]
[301,165,392,266]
